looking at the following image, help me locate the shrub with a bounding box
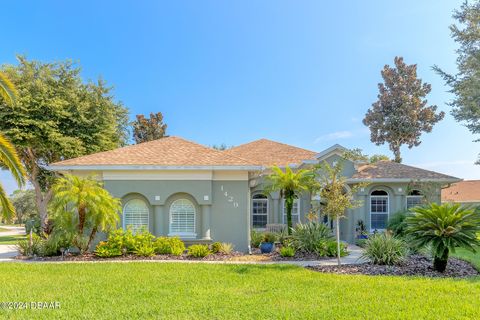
[154,237,185,256]
[218,242,234,255]
[16,233,43,256]
[406,203,480,272]
[95,241,122,258]
[134,243,156,257]
[316,240,348,257]
[387,210,409,237]
[355,238,367,248]
[262,232,277,243]
[291,222,332,253]
[188,244,211,258]
[211,242,222,253]
[361,233,408,265]
[250,230,263,248]
[280,246,295,257]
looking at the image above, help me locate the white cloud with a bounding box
[314,130,354,143]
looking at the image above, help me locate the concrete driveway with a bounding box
[0,225,25,261]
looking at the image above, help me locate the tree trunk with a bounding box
[31,176,52,234]
[87,225,98,251]
[336,216,341,266]
[285,196,294,235]
[78,205,86,235]
[392,146,402,163]
[433,247,449,272]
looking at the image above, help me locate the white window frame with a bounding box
[282,198,300,225]
[370,192,389,232]
[123,199,149,234]
[168,199,196,238]
[252,195,269,230]
[406,196,423,209]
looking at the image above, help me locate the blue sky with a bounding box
[1,0,479,193]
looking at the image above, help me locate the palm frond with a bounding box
[0,72,18,106]
[0,182,15,221]
[0,133,26,187]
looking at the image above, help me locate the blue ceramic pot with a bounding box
[260,242,274,253]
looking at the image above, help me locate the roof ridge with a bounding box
[227,138,316,154]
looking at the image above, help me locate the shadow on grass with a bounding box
[0,235,25,244]
[228,263,300,274]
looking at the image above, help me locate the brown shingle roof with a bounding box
[223,139,317,166]
[50,136,256,167]
[442,180,480,203]
[350,160,460,181]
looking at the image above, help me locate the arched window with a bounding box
[123,199,149,234]
[370,190,389,231]
[252,194,268,229]
[406,190,423,209]
[169,199,196,237]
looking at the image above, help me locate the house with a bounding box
[49,136,461,252]
[441,180,480,207]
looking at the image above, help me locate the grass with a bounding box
[0,234,25,245]
[452,247,480,270]
[0,263,479,319]
[0,227,10,232]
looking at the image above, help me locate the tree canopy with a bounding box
[364,56,445,163]
[434,1,480,164]
[0,56,129,230]
[132,112,167,143]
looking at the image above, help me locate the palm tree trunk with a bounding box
[78,205,86,235]
[336,216,341,266]
[286,196,293,235]
[87,225,98,251]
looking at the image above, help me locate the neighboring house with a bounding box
[49,136,461,251]
[441,180,480,207]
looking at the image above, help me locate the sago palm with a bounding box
[264,166,315,234]
[0,72,25,221]
[51,174,121,251]
[406,203,480,272]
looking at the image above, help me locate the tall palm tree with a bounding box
[0,72,25,221]
[264,166,315,235]
[51,174,121,251]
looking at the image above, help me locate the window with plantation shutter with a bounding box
[123,199,149,234]
[169,199,196,237]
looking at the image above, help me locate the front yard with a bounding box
[1,262,479,319]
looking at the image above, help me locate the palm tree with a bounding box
[0,72,25,221]
[264,166,315,235]
[51,174,122,251]
[406,203,480,272]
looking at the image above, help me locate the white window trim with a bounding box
[169,199,197,238]
[406,195,423,209]
[123,199,150,233]
[282,199,300,224]
[369,194,389,232]
[252,197,269,230]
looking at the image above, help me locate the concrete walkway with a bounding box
[0,243,366,266]
[0,225,25,262]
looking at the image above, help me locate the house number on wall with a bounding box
[220,185,239,208]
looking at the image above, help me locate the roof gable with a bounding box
[223,139,317,167]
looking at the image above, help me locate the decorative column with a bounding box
[201,205,212,240]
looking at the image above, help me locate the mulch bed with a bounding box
[15,251,245,262]
[308,254,479,278]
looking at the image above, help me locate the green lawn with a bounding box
[0,263,479,319]
[453,247,480,270]
[0,234,25,245]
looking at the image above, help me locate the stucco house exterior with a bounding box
[49,136,461,252]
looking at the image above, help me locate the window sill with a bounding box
[168,232,197,239]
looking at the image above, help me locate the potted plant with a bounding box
[356,220,368,239]
[260,232,276,253]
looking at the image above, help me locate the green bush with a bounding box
[361,233,408,265]
[211,242,222,253]
[262,232,277,243]
[154,237,185,256]
[280,246,295,257]
[16,234,43,256]
[291,222,332,253]
[218,242,234,255]
[250,230,263,248]
[95,241,123,258]
[387,210,409,237]
[406,203,480,272]
[355,238,367,248]
[188,244,211,258]
[134,243,156,257]
[316,240,348,257]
